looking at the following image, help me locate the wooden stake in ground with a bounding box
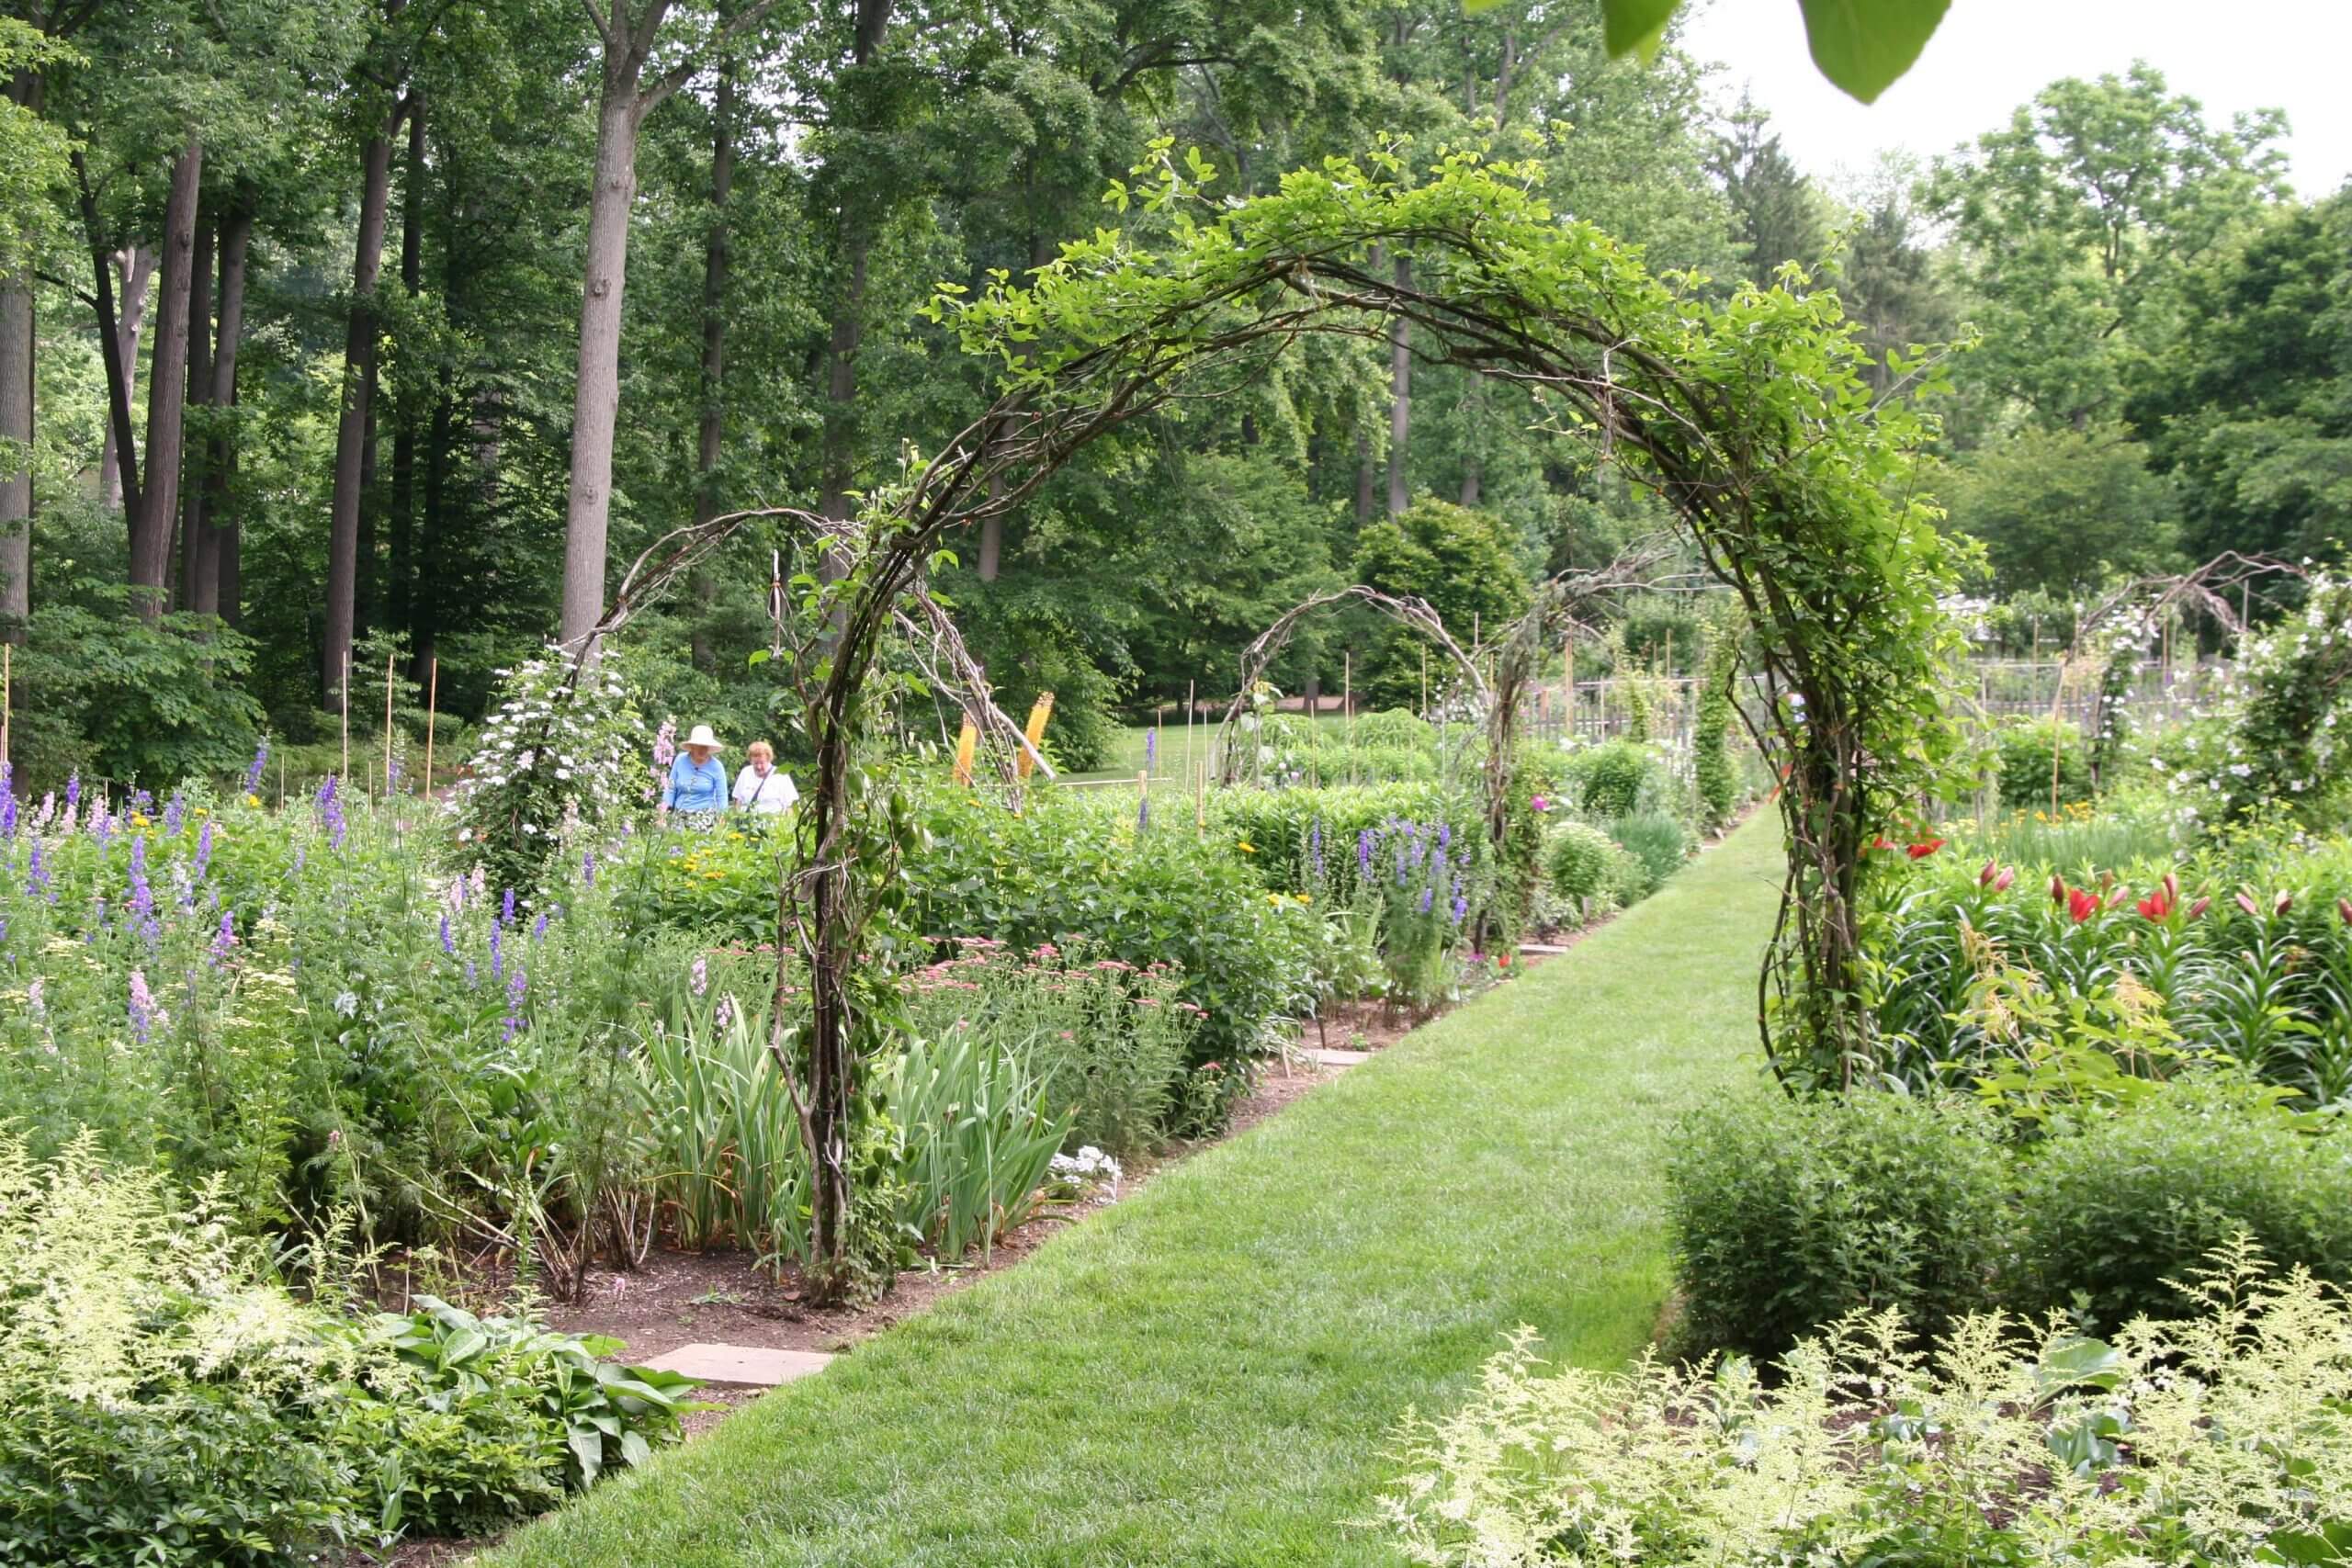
[1344,649,1354,785]
[424,657,438,799]
[1,642,9,770]
[1184,679,1195,793]
[383,649,396,800]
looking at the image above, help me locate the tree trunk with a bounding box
[324,111,398,699]
[130,139,202,619]
[175,212,214,611]
[97,246,152,512]
[193,197,252,620]
[74,152,142,525]
[1385,254,1410,517]
[558,70,652,650]
[689,54,733,669]
[1353,428,1374,526]
[387,103,424,652]
[817,243,866,531]
[0,271,29,645]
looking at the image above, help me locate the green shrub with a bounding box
[2017,1087,2352,1328]
[1385,1242,2352,1567]
[1608,811,1692,897]
[1544,821,1622,904]
[1994,716,2095,811]
[1207,780,1471,894]
[1667,1092,2010,1359]
[1572,739,1654,819]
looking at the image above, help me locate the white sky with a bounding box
[1679,0,2352,200]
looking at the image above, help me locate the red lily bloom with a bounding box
[1979,860,1999,886]
[1870,836,1898,853]
[2135,888,2174,920]
[1993,867,2016,892]
[2066,887,2101,923]
[1906,838,1947,860]
[2339,897,2352,927]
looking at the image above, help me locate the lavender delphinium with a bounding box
[246,739,270,795]
[210,911,236,964]
[1358,828,1374,879]
[127,837,156,935]
[1310,819,1324,883]
[193,819,215,881]
[503,968,527,1042]
[163,793,186,837]
[500,887,516,928]
[439,913,456,955]
[316,774,346,851]
[531,911,548,943]
[489,923,503,983]
[27,839,51,901]
[690,955,707,997]
[1138,728,1157,830]
[1419,884,1435,915]
[581,849,597,887]
[1451,893,1468,926]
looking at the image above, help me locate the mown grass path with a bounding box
[484,817,1783,1568]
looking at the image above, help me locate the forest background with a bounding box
[0,0,2342,784]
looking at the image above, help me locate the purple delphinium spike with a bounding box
[1451,894,1468,926]
[489,923,503,983]
[92,804,112,851]
[163,793,186,837]
[27,839,50,900]
[1437,822,1452,852]
[193,819,215,881]
[532,911,548,943]
[500,887,516,928]
[246,739,269,794]
[64,773,80,812]
[0,762,13,840]
[315,774,346,851]
[503,967,528,1042]
[581,850,597,887]
[1358,829,1374,876]
[439,913,456,955]
[131,788,153,818]
[210,911,236,964]
[1419,884,1434,915]
[127,837,154,928]
[465,959,478,989]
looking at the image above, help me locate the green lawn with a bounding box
[484,817,1782,1568]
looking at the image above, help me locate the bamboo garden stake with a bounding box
[383,650,396,800]
[340,655,351,784]
[424,658,438,799]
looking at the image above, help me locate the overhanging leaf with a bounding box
[1598,0,1682,60]
[1797,0,1950,103]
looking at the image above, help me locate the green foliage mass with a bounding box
[1350,498,1532,713]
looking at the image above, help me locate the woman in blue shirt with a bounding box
[660,724,730,817]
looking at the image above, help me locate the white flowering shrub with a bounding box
[1382,1237,2352,1567]
[453,649,646,897]
[2171,573,2352,831]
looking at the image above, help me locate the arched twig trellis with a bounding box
[1210,585,1484,787]
[557,147,1968,1284]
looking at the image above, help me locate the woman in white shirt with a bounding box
[731,739,799,815]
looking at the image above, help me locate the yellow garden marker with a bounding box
[952,718,978,785]
[1014,692,1054,780]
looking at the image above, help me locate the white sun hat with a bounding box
[684,724,724,750]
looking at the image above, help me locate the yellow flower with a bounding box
[194,807,209,818]
[1236,840,1256,853]
[130,812,149,828]
[244,793,261,807]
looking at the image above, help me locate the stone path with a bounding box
[643,1343,835,1386]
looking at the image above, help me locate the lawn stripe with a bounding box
[483,815,1783,1568]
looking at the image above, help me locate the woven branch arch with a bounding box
[580,148,1964,1283]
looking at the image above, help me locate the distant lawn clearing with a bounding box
[483,817,1782,1568]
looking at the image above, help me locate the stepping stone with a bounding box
[1517,942,1572,954]
[642,1343,835,1386]
[1309,1047,1370,1067]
